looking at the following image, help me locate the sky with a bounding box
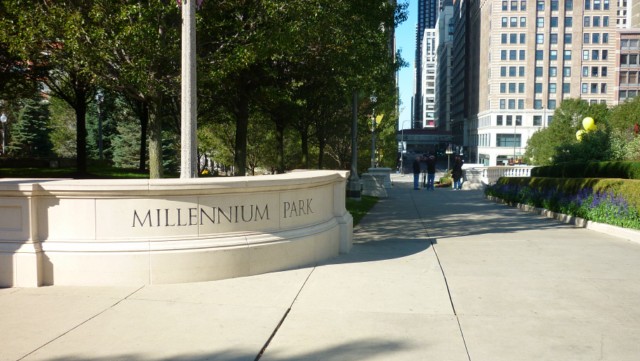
[395,0,416,130]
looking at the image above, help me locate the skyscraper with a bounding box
[413,0,440,129]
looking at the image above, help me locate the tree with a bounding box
[8,95,53,158]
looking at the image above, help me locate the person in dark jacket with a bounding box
[412,156,421,190]
[452,156,463,190]
[426,155,436,190]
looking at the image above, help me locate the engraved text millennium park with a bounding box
[132,198,314,227]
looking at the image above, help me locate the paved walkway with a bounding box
[2,173,640,360]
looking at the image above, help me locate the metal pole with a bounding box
[371,112,376,169]
[180,0,198,178]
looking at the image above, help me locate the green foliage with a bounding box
[346,195,378,226]
[532,161,640,179]
[7,96,53,158]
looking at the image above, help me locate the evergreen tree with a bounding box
[8,96,53,158]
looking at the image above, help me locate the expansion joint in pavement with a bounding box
[17,285,146,361]
[411,194,473,361]
[254,266,317,361]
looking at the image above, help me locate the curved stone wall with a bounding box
[0,171,353,287]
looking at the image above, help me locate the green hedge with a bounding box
[532,161,640,180]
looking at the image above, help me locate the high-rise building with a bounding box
[454,0,621,166]
[413,0,440,129]
[435,0,455,132]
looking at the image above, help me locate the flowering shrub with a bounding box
[485,183,640,230]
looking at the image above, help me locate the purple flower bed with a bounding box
[485,184,640,230]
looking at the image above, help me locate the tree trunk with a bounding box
[300,125,309,169]
[233,87,249,176]
[148,101,163,178]
[139,102,149,171]
[75,98,88,174]
[276,121,285,174]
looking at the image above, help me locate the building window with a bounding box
[603,16,609,26]
[521,1,527,11]
[601,67,607,77]
[502,34,508,44]
[501,50,508,60]
[585,0,591,10]
[592,66,599,77]
[510,50,517,60]
[583,66,589,76]
[497,115,503,126]
[535,67,543,76]
[563,67,571,77]
[518,99,524,109]
[536,50,544,60]
[592,33,600,44]
[537,17,544,27]
[535,83,543,93]
[502,1,508,10]
[566,0,573,10]
[593,16,600,27]
[563,83,571,93]
[533,115,542,126]
[584,17,590,27]
[564,50,572,60]
[551,17,559,28]
[594,0,600,10]
[550,33,558,44]
[516,115,523,126]
[510,17,518,27]
[583,50,589,60]
[519,66,525,76]
[592,50,599,60]
[501,66,507,77]
[536,34,544,44]
[536,1,544,11]
[497,134,521,147]
[604,0,609,10]
[603,33,609,43]
[602,50,608,60]
[520,50,526,60]
[591,83,598,93]
[500,83,507,93]
[520,17,527,27]
[511,1,518,11]
[551,0,559,11]
[506,115,513,126]
[519,83,525,93]
[508,99,516,109]
[549,67,557,77]
[500,99,506,109]
[549,83,557,93]
[502,17,508,27]
[534,99,543,109]
[584,33,590,44]
[548,100,557,109]
[509,66,517,76]
[565,17,573,27]
[509,83,517,93]
[520,33,526,43]
[510,33,518,44]
[564,34,572,44]
[601,83,607,93]
[550,50,558,61]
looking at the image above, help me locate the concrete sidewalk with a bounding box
[2,173,640,360]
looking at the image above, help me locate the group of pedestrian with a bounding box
[412,153,464,190]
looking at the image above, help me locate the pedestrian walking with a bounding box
[426,154,436,190]
[412,155,421,190]
[452,156,463,190]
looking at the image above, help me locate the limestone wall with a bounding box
[0,171,352,287]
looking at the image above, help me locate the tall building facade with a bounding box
[459,0,622,166]
[413,0,440,129]
[422,29,438,128]
[435,0,455,131]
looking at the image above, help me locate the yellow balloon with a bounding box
[576,129,586,141]
[582,117,596,131]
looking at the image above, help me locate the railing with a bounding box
[481,166,534,185]
[461,165,534,189]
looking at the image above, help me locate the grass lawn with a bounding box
[346,195,378,226]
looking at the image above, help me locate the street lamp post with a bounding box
[446,144,453,171]
[0,113,7,155]
[370,96,377,169]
